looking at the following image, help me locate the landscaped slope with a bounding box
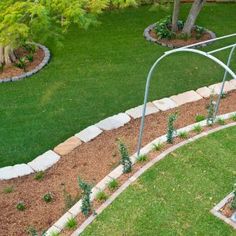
[0,3,235,167]
[82,126,236,235]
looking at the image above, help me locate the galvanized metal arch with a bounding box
[137,45,236,156]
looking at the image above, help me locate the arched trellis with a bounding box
[137,33,236,156]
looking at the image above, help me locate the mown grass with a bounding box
[82,126,236,236]
[0,3,235,166]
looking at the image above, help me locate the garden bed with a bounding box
[1,91,236,235]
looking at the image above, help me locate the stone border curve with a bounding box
[0,79,236,182]
[0,43,50,83]
[143,23,216,49]
[63,120,236,236]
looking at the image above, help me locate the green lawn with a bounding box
[0,4,236,167]
[82,126,236,236]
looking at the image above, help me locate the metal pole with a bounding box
[214,45,236,118]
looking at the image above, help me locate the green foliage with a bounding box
[178,131,189,139]
[34,171,45,181]
[108,179,119,191]
[195,114,205,122]
[207,94,216,126]
[231,113,236,121]
[195,26,205,39]
[23,44,37,54]
[136,154,148,162]
[155,16,172,39]
[62,184,78,211]
[26,226,46,236]
[3,186,14,194]
[193,125,202,134]
[43,192,53,203]
[26,54,34,62]
[78,177,92,216]
[96,191,108,202]
[118,141,132,173]
[166,113,177,144]
[65,217,77,229]
[15,57,27,71]
[220,92,227,99]
[231,183,236,210]
[152,142,163,151]
[16,201,26,211]
[216,118,225,125]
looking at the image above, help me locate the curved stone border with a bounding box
[144,23,216,49]
[0,43,50,83]
[0,79,236,181]
[68,121,236,236]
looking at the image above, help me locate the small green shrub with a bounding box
[193,125,202,134]
[34,171,45,181]
[152,142,163,151]
[15,57,27,71]
[78,178,92,216]
[178,131,189,139]
[3,186,14,194]
[231,113,236,121]
[65,217,77,229]
[118,141,132,173]
[96,191,108,202]
[195,114,205,122]
[207,94,216,126]
[43,192,53,203]
[23,44,37,54]
[195,25,205,39]
[16,201,26,211]
[216,118,225,125]
[155,16,172,39]
[136,154,148,162]
[26,54,34,62]
[166,113,177,144]
[108,179,118,191]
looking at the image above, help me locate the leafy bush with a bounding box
[34,171,45,181]
[155,16,172,39]
[43,192,53,203]
[26,54,34,62]
[118,141,132,173]
[195,26,205,39]
[65,217,77,229]
[78,178,92,216]
[3,186,14,194]
[108,179,118,191]
[195,114,205,122]
[96,191,108,202]
[136,154,148,162]
[15,57,27,71]
[166,113,177,144]
[16,201,26,211]
[152,142,163,151]
[193,125,202,134]
[178,131,189,139]
[207,94,216,126]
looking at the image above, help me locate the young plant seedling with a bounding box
[178,131,189,139]
[195,114,205,123]
[193,125,202,134]
[43,192,53,203]
[34,171,45,181]
[152,142,163,151]
[136,154,148,162]
[96,191,108,202]
[3,186,14,194]
[65,217,77,229]
[108,179,119,191]
[16,201,26,211]
[216,118,225,125]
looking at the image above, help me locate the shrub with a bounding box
[136,154,148,162]
[108,179,118,191]
[96,191,108,202]
[15,57,27,71]
[65,217,77,229]
[152,142,163,151]
[62,184,79,211]
[43,192,53,203]
[23,44,37,54]
[3,186,14,194]
[178,131,189,139]
[118,141,132,173]
[34,171,45,181]
[193,125,202,134]
[26,226,46,236]
[26,54,34,62]
[207,94,216,126]
[16,201,26,211]
[195,114,205,122]
[231,183,236,210]
[78,178,92,216]
[166,113,177,144]
[231,113,236,121]
[155,16,172,39]
[195,26,205,39]
[216,118,225,125]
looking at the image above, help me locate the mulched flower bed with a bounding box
[0,47,44,80]
[1,91,236,235]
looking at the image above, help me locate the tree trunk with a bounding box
[0,45,17,66]
[172,0,181,32]
[182,0,206,36]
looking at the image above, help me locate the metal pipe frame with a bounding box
[137,34,236,156]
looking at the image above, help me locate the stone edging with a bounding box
[0,43,50,83]
[211,192,236,229]
[67,121,236,236]
[46,117,236,235]
[143,23,216,48]
[0,79,236,182]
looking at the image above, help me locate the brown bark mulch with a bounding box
[0,91,236,236]
[0,47,44,80]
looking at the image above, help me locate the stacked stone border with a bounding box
[0,79,236,182]
[49,120,236,236]
[0,43,50,83]
[211,192,236,229]
[143,23,216,49]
